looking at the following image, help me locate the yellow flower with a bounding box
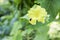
[27,5,47,25]
[38,17,45,23]
[29,18,36,25]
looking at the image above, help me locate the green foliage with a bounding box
[0,0,60,40]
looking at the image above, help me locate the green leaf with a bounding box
[12,30,22,40]
[33,23,49,40]
[10,21,22,35]
[14,0,21,5]
[36,0,60,22]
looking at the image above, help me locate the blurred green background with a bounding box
[0,0,60,40]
